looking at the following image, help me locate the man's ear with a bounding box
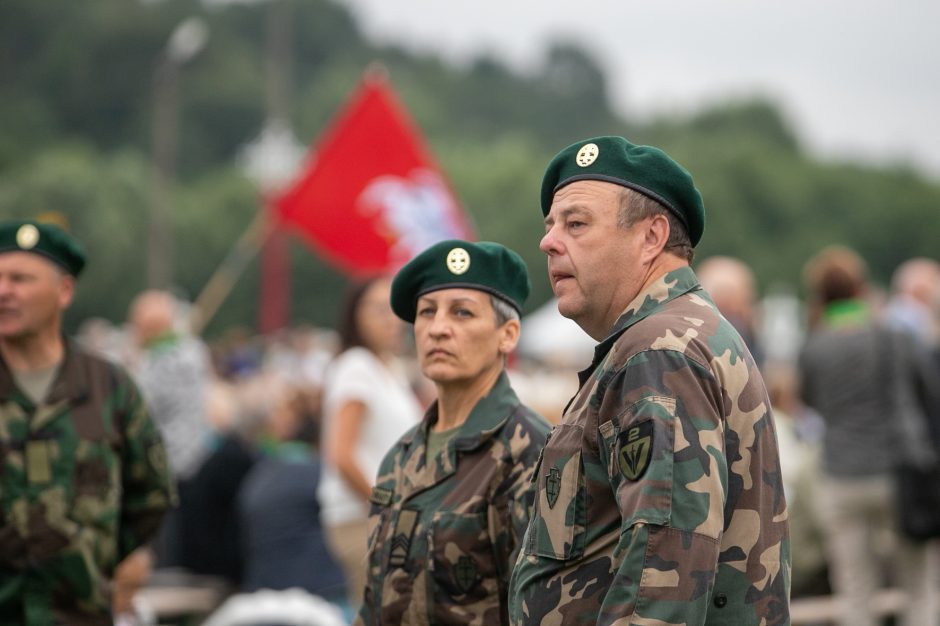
[58,274,75,310]
[641,214,671,261]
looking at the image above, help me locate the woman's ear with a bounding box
[498,318,521,355]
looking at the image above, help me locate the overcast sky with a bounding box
[338,0,940,180]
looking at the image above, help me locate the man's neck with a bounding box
[0,331,65,373]
[590,255,689,341]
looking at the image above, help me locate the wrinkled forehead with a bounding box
[547,179,623,217]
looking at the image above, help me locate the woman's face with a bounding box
[414,288,519,385]
[356,278,403,356]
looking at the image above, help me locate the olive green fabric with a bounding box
[425,424,460,466]
[0,340,175,626]
[356,372,551,625]
[508,267,790,624]
[540,136,706,246]
[0,220,87,277]
[11,363,60,406]
[391,239,530,322]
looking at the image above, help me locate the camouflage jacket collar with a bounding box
[579,266,702,386]
[406,370,520,451]
[0,338,91,408]
[449,370,520,451]
[399,370,521,492]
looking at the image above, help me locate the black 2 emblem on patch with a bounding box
[545,467,561,509]
[618,420,653,481]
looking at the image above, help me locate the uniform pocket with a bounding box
[524,423,585,560]
[69,438,122,570]
[612,396,676,529]
[428,510,499,622]
[364,504,402,619]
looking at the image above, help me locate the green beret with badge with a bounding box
[391,239,530,322]
[540,135,706,247]
[0,219,87,277]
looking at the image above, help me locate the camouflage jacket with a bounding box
[356,371,550,626]
[0,340,174,626]
[509,267,790,625]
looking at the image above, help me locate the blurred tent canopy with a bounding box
[519,299,595,369]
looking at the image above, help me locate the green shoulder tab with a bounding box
[369,486,393,506]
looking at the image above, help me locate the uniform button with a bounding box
[713,593,728,608]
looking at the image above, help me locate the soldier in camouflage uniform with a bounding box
[509,137,790,625]
[0,220,174,626]
[356,240,551,625]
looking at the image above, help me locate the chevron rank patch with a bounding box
[388,508,418,568]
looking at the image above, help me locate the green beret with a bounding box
[540,136,705,246]
[0,220,86,276]
[391,240,530,322]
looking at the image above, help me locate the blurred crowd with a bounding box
[76,250,940,626]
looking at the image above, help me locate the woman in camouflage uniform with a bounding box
[356,240,550,626]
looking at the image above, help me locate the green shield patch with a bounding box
[618,420,653,481]
[455,555,478,593]
[545,466,561,509]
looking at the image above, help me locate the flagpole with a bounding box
[189,207,274,336]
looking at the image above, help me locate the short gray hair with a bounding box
[489,295,520,326]
[618,188,694,263]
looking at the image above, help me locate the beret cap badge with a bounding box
[576,143,599,167]
[16,224,40,250]
[1,219,87,276]
[390,239,530,322]
[446,247,470,275]
[541,136,706,247]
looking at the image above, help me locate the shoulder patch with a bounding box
[369,486,393,506]
[618,419,654,481]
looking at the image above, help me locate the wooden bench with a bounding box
[133,569,229,623]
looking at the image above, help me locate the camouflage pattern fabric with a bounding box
[0,340,175,626]
[509,267,790,625]
[355,371,550,626]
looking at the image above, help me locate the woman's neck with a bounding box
[433,363,503,432]
[370,347,395,366]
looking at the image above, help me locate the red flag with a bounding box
[275,73,475,275]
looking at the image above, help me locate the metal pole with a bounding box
[147,17,209,289]
[148,56,177,289]
[189,210,274,336]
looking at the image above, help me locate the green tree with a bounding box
[2,0,939,336]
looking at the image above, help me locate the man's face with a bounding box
[0,252,74,340]
[539,180,646,340]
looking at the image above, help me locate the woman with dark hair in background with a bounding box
[317,276,422,609]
